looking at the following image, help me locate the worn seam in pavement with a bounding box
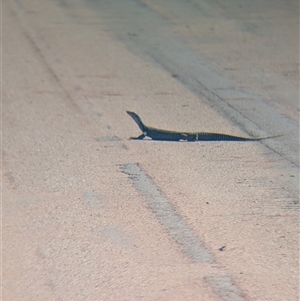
[122,163,249,300]
[122,162,214,263]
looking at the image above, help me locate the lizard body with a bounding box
[126,111,282,142]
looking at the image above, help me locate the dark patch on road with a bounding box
[122,163,214,263]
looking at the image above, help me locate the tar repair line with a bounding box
[122,163,249,300]
[122,163,214,263]
[205,276,248,301]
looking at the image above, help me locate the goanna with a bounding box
[126,111,283,142]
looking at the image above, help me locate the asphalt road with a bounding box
[3,0,299,300]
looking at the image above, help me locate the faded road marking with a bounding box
[205,275,248,301]
[122,163,213,263]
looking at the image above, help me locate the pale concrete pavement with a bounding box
[2,0,299,300]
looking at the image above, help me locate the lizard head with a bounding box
[126,111,146,132]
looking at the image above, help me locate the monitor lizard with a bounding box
[126,111,283,142]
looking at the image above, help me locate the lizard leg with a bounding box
[130,134,146,140]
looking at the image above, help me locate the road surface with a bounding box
[3,0,299,300]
